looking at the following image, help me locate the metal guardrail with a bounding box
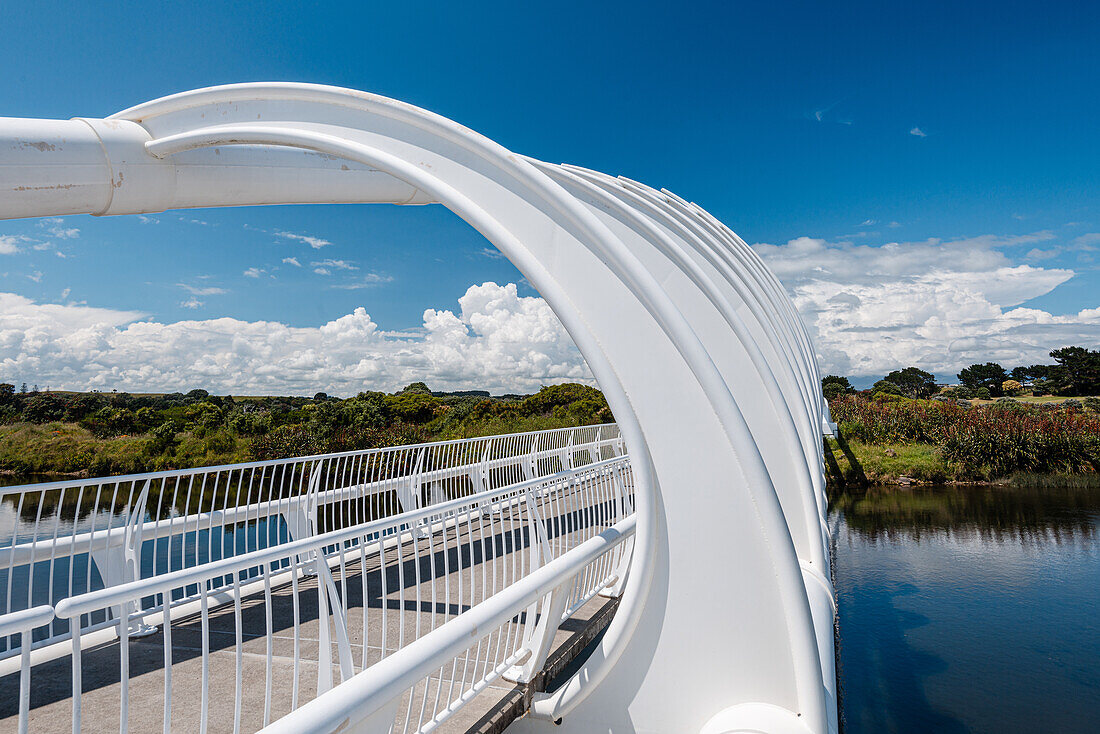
[0,424,622,667]
[33,455,633,733]
[263,516,637,734]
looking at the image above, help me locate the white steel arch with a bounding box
[0,83,835,734]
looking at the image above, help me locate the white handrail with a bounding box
[0,605,52,639]
[54,456,627,622]
[261,516,637,734]
[25,454,632,734]
[0,423,622,665]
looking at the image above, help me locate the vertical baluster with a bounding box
[119,593,129,734]
[199,581,209,734]
[232,572,243,734]
[290,554,300,710]
[18,624,31,734]
[263,561,273,726]
[162,591,172,734]
[70,623,82,734]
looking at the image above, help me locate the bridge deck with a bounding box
[0,479,623,733]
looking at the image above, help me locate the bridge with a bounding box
[0,84,836,734]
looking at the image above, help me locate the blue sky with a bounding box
[0,2,1097,393]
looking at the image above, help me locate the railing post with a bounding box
[397,447,426,513]
[509,482,556,680]
[504,580,571,684]
[600,464,634,598]
[524,434,540,480]
[470,439,489,495]
[588,425,602,464]
[561,431,574,471]
[281,460,321,542]
[281,460,325,577]
[315,560,355,693]
[89,480,157,639]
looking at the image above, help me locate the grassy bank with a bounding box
[826,393,1100,487]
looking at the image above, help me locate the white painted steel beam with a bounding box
[0,83,836,734]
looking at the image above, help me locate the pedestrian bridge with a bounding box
[0,425,635,733]
[0,84,836,734]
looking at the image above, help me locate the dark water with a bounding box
[832,483,1100,733]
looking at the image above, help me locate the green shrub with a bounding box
[830,394,1100,477]
[871,380,903,396]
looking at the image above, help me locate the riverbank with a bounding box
[826,393,1099,487]
[825,434,1100,488]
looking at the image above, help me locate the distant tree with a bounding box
[821,375,855,400]
[975,387,992,400]
[0,383,13,400]
[884,367,937,399]
[313,392,329,402]
[871,380,903,396]
[1009,366,1035,383]
[954,386,974,400]
[21,393,67,422]
[64,393,107,422]
[19,383,27,394]
[1001,380,1022,396]
[398,382,432,395]
[958,363,1008,396]
[146,422,181,455]
[1030,378,1055,397]
[1049,346,1100,396]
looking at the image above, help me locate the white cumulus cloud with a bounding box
[0,283,590,395]
[275,230,332,249]
[753,234,1100,377]
[38,217,80,239]
[178,283,228,296]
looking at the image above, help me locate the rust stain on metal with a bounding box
[20,141,57,152]
[12,183,76,191]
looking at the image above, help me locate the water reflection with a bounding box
[833,483,1100,734]
[831,482,1100,545]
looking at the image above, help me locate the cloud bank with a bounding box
[3,231,1098,393]
[0,283,590,395]
[753,234,1100,377]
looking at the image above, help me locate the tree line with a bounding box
[0,381,612,476]
[822,345,1100,401]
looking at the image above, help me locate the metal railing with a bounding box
[0,424,622,668]
[264,515,637,734]
[21,454,633,733]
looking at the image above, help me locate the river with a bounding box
[832,482,1100,733]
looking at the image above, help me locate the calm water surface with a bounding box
[832,483,1100,733]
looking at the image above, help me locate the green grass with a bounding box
[825,436,979,486]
